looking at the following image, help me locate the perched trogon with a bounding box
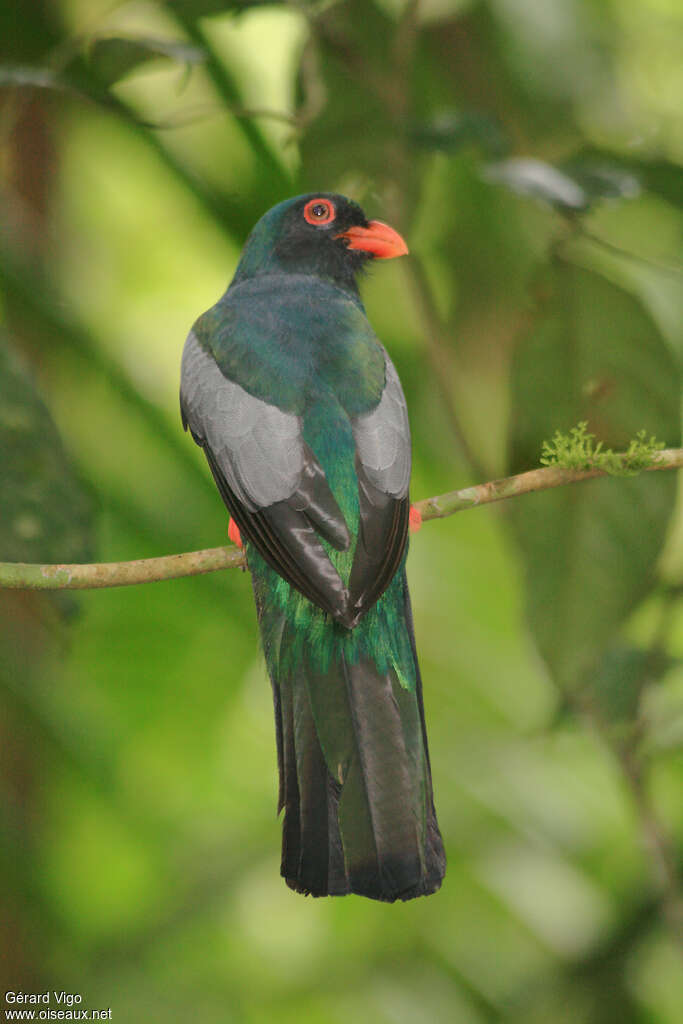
[180,194,446,901]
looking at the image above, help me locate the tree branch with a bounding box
[0,546,246,591]
[2,448,681,592]
[414,447,683,519]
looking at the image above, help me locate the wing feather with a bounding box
[181,331,352,623]
[347,355,411,623]
[352,357,411,498]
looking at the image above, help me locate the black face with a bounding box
[274,193,372,283]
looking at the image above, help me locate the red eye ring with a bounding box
[303,198,335,226]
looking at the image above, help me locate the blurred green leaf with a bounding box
[0,333,94,564]
[0,2,60,62]
[0,63,165,129]
[636,159,683,209]
[570,149,683,209]
[560,159,641,204]
[170,9,291,196]
[297,0,399,190]
[508,263,681,689]
[411,110,509,158]
[88,36,205,88]
[0,247,217,503]
[590,646,670,723]
[164,0,275,17]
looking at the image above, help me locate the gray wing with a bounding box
[181,331,303,510]
[347,353,412,623]
[352,355,411,498]
[180,330,352,622]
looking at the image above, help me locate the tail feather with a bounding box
[291,666,330,894]
[257,570,445,902]
[275,672,301,881]
[336,655,424,898]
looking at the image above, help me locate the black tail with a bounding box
[262,575,445,902]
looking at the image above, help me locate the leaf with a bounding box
[590,646,671,724]
[484,158,588,211]
[508,264,681,689]
[0,333,94,565]
[165,0,276,17]
[637,159,683,209]
[559,159,641,204]
[411,110,509,158]
[88,36,205,88]
[568,149,683,209]
[297,0,400,190]
[0,249,219,502]
[0,62,144,124]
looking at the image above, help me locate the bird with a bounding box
[180,193,446,902]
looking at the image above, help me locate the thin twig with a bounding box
[171,11,291,190]
[573,687,683,945]
[579,228,683,279]
[2,448,681,592]
[137,103,300,131]
[619,744,683,941]
[294,38,327,132]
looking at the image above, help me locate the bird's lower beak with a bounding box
[336,220,409,259]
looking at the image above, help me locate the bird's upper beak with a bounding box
[336,220,409,259]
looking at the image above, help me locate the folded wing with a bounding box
[348,356,411,623]
[181,331,352,622]
[181,333,412,629]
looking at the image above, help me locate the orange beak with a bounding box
[336,219,409,259]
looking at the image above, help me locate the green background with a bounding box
[1,1,682,1020]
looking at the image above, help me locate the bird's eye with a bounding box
[303,198,335,226]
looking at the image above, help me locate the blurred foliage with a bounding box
[0,331,94,566]
[509,262,679,690]
[1,0,682,1021]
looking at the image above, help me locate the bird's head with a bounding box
[232,193,408,291]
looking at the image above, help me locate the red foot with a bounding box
[228,517,243,549]
[409,505,422,533]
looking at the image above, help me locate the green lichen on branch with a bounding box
[540,422,665,478]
